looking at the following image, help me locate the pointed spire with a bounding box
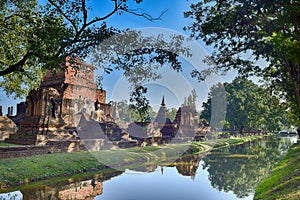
[155,96,168,124]
[161,96,166,107]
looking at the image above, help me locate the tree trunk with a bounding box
[296,87,300,120]
[239,125,244,135]
[286,62,300,123]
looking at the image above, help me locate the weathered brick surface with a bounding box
[40,58,104,103]
[0,116,17,140]
[6,57,111,145]
[0,139,106,158]
[96,89,106,103]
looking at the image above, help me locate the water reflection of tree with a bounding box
[202,137,293,198]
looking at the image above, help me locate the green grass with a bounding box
[0,151,103,187]
[254,141,300,200]
[0,136,262,188]
[203,135,263,149]
[0,142,20,147]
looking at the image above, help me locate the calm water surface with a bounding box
[0,136,297,200]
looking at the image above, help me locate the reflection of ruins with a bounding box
[1,153,205,199]
[18,170,123,200]
[58,180,103,200]
[174,154,203,177]
[1,137,291,200]
[0,153,207,199]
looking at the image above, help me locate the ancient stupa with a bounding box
[6,57,112,146]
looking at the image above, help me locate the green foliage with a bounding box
[201,77,290,132]
[111,98,157,122]
[129,85,150,122]
[0,0,66,97]
[182,89,197,109]
[114,100,132,122]
[200,82,227,130]
[92,30,191,110]
[168,107,178,121]
[203,137,294,198]
[1,0,180,98]
[254,142,300,200]
[185,0,300,120]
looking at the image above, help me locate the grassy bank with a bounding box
[254,141,300,200]
[0,136,263,188]
[0,142,19,147]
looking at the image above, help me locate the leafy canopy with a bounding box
[0,0,67,97]
[201,77,289,132]
[185,0,300,121]
[0,0,170,98]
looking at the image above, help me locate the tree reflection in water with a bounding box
[202,137,295,198]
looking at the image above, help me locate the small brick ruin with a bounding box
[125,97,204,146]
[0,116,17,141]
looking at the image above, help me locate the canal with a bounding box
[0,136,297,200]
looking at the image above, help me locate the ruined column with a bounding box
[7,107,11,116]
[10,106,13,116]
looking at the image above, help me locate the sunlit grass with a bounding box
[222,154,257,158]
[0,142,19,147]
[254,142,300,200]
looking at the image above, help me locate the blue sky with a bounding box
[90,0,236,110]
[0,0,237,114]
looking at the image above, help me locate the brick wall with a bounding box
[96,89,106,103]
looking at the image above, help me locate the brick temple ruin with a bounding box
[5,57,113,147]
[0,57,208,154]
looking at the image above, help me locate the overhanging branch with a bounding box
[123,8,168,21]
[0,52,47,76]
[47,0,79,34]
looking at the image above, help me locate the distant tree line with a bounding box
[201,77,294,133]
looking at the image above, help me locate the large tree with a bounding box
[185,0,300,123]
[0,0,174,98]
[1,0,66,97]
[201,77,288,133]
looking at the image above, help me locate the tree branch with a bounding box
[123,8,168,21]
[47,0,79,34]
[3,13,28,23]
[82,0,88,26]
[0,52,32,76]
[0,52,53,76]
[85,0,120,27]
